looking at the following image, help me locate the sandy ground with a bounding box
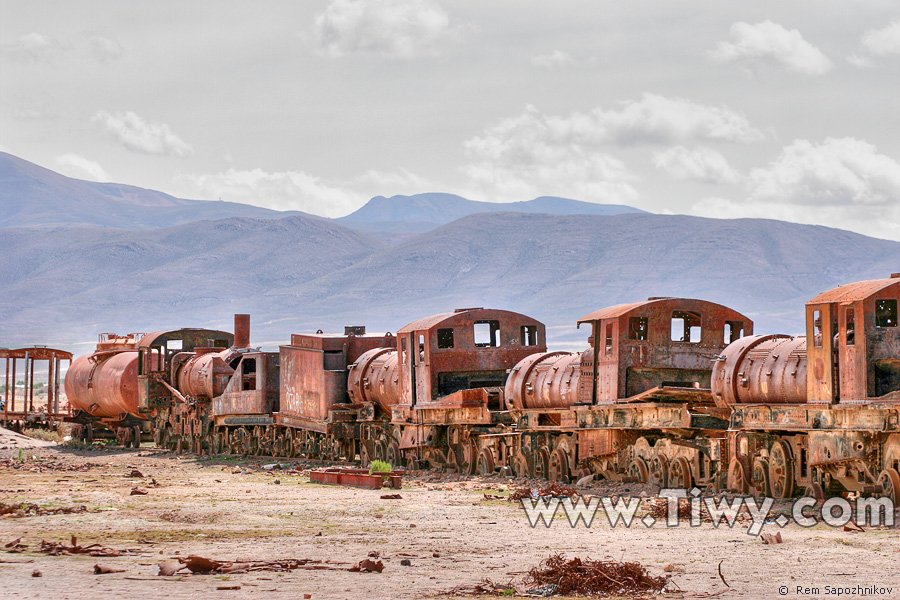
[1,440,899,600]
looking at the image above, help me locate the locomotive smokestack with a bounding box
[234,314,250,348]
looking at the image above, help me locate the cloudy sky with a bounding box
[2,1,899,239]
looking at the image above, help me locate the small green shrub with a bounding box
[369,460,392,474]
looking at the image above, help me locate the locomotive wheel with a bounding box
[476,449,495,476]
[768,440,795,498]
[668,456,693,489]
[751,458,771,497]
[648,456,668,488]
[627,457,649,483]
[454,441,478,475]
[877,468,900,503]
[387,442,401,469]
[532,448,550,480]
[727,458,749,494]
[883,435,900,473]
[511,453,531,478]
[548,448,570,483]
[359,442,370,468]
[132,425,142,449]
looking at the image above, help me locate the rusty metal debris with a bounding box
[761,532,784,544]
[130,487,149,495]
[38,536,142,557]
[157,555,356,576]
[310,467,402,489]
[523,553,669,597]
[0,502,87,517]
[350,559,385,573]
[508,482,578,502]
[380,493,402,499]
[93,564,126,574]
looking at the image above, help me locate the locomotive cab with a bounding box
[578,298,753,404]
[394,308,546,407]
[806,274,900,404]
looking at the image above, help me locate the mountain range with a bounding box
[2,152,898,353]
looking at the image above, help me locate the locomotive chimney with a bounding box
[891,273,900,279]
[234,314,250,348]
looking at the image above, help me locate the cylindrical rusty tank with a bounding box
[175,349,236,399]
[505,351,583,410]
[65,351,143,418]
[711,334,807,407]
[347,347,401,411]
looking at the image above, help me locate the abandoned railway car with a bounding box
[62,275,900,502]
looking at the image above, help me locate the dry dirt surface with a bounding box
[1,443,899,600]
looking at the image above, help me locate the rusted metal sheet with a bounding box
[395,308,546,406]
[212,352,279,416]
[805,275,900,404]
[309,467,402,489]
[347,347,400,411]
[66,350,143,418]
[578,298,753,404]
[576,429,620,460]
[279,329,396,424]
[505,351,582,409]
[1,347,73,424]
[711,334,807,406]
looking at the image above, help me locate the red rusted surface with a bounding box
[577,298,753,404]
[309,467,402,489]
[394,308,546,406]
[505,351,582,409]
[66,351,141,418]
[711,334,807,406]
[212,351,280,415]
[279,329,396,425]
[347,347,400,411]
[234,314,251,349]
[1,347,73,424]
[805,275,900,404]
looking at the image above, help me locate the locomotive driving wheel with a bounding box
[511,452,531,478]
[727,458,748,494]
[531,448,550,480]
[877,468,900,503]
[668,456,693,489]
[387,441,401,469]
[751,458,771,497]
[453,440,478,475]
[476,448,495,476]
[648,456,668,488]
[768,440,795,498]
[627,457,649,483]
[548,448,570,483]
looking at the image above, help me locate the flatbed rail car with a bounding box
[1,347,72,430]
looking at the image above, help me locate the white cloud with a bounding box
[653,146,742,184]
[54,153,110,182]
[353,168,436,195]
[461,105,640,204]
[848,20,900,67]
[2,32,61,63]
[708,21,833,76]
[92,111,194,157]
[693,138,900,240]
[311,0,459,59]
[87,36,124,63]
[531,50,576,69]
[174,168,365,217]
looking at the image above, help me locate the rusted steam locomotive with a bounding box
[64,274,900,502]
